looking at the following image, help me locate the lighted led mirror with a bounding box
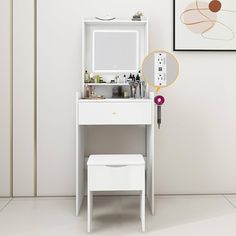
[93,30,139,73]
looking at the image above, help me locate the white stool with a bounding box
[87,154,145,232]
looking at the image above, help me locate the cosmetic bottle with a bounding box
[132,75,135,82]
[84,70,90,83]
[136,70,141,81]
[115,75,120,83]
[85,85,90,98]
[123,75,127,83]
[128,73,132,82]
[123,91,128,98]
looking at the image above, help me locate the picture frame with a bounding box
[173,0,236,51]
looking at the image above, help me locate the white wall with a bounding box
[13,0,35,196]
[0,0,11,196]
[71,0,236,194]
[2,0,236,196]
[37,0,80,196]
[23,0,236,195]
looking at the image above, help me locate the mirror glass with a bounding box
[142,50,179,89]
[93,30,139,73]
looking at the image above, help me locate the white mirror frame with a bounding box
[92,30,139,73]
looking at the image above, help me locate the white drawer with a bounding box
[77,101,152,125]
[88,165,145,191]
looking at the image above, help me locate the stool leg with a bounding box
[141,190,145,232]
[140,190,142,220]
[87,190,92,233]
[91,191,93,215]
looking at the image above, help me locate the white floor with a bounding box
[1,195,236,235]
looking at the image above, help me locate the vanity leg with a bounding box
[91,191,93,216]
[141,190,145,232]
[87,190,92,232]
[140,190,142,220]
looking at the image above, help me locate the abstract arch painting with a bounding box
[174,0,236,51]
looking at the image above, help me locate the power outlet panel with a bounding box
[154,52,167,86]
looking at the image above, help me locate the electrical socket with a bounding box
[154,52,167,86]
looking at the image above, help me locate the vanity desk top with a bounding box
[78,98,152,103]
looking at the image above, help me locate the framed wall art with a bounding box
[174,0,236,51]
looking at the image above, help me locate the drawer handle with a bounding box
[105,165,128,168]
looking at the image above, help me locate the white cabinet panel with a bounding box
[0,0,11,196]
[78,100,152,125]
[13,0,35,196]
[37,0,79,196]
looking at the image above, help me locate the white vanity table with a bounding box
[75,18,155,216]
